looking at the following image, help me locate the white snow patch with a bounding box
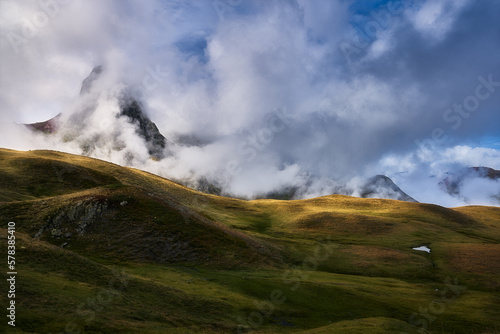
[413,246,431,253]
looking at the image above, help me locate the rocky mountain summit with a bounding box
[440,166,500,204]
[119,97,166,159]
[25,66,167,160]
[80,65,103,95]
[361,175,417,202]
[82,66,168,159]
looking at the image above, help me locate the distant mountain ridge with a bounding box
[18,67,422,203]
[440,167,500,195]
[440,166,500,204]
[20,68,497,204]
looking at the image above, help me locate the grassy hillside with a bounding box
[0,148,499,333]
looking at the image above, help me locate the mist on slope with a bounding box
[1,0,499,206]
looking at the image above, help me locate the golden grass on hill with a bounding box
[443,243,500,275]
[1,148,500,333]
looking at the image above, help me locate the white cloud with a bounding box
[408,0,471,41]
[377,144,500,206]
[442,146,500,170]
[0,0,499,206]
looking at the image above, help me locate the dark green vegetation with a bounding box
[1,148,499,333]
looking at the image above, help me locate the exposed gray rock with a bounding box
[119,98,167,159]
[361,175,417,202]
[38,198,109,239]
[80,66,168,159]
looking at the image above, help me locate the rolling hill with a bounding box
[1,148,499,333]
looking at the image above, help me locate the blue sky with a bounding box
[0,0,499,205]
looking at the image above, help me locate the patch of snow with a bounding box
[413,246,431,253]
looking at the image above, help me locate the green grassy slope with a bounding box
[0,148,499,333]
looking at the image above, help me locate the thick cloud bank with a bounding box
[1,0,499,206]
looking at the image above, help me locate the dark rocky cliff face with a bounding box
[81,66,167,159]
[119,98,166,159]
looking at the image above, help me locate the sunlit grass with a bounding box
[1,148,499,333]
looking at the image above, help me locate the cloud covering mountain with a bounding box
[1,0,499,206]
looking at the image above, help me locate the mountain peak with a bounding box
[79,66,168,159]
[80,65,103,95]
[24,66,168,160]
[361,175,417,202]
[440,167,500,201]
[118,98,167,159]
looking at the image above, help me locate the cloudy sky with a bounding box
[0,0,499,206]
